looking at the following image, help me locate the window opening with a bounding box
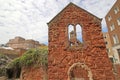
[68,24,83,47]
[114,7,119,14]
[110,24,115,31]
[113,34,119,44]
[76,24,82,42]
[117,18,120,25]
[68,25,74,46]
[108,15,112,21]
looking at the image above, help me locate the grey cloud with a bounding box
[0,0,117,44]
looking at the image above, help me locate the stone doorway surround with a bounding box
[68,62,93,80]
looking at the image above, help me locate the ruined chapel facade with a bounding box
[48,3,115,80]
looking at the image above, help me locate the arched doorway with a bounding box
[68,63,93,80]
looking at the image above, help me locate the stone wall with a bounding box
[0,48,19,59]
[0,48,26,58]
[48,3,115,80]
[20,66,47,80]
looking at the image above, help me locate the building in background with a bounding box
[103,32,114,63]
[7,36,41,50]
[105,0,120,63]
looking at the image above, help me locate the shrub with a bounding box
[7,47,48,69]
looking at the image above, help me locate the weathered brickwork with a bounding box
[48,3,115,80]
[20,66,47,80]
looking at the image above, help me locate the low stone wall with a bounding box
[20,66,47,80]
[0,48,18,59]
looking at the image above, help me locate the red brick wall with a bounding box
[20,66,47,80]
[48,3,115,80]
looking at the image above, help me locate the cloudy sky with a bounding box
[0,0,116,44]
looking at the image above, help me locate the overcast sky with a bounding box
[0,0,116,44]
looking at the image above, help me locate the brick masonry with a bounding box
[20,66,47,80]
[48,3,115,80]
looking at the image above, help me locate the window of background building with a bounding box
[117,18,120,25]
[104,34,107,38]
[114,7,119,14]
[110,24,115,31]
[109,57,114,63]
[105,41,108,45]
[107,48,110,53]
[108,15,112,21]
[113,34,119,44]
[117,49,120,61]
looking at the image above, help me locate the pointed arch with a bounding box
[76,24,82,42]
[68,24,74,40]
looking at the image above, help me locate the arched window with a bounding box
[68,24,83,47]
[68,25,74,40]
[76,24,82,42]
